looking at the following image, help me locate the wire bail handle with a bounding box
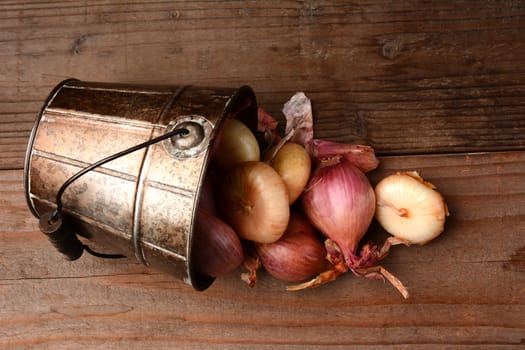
[39,127,190,261]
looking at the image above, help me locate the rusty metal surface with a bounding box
[24,80,257,290]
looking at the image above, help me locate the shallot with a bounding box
[256,212,329,283]
[192,208,244,278]
[302,156,376,268]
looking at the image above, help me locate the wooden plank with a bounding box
[2,1,525,169]
[1,150,524,349]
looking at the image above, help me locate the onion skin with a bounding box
[282,92,313,148]
[192,209,244,278]
[257,108,280,146]
[302,156,376,267]
[256,212,329,283]
[220,161,290,244]
[309,139,379,173]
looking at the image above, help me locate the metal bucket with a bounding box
[24,79,258,290]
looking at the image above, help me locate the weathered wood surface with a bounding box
[1,1,524,349]
[2,151,525,349]
[2,1,525,170]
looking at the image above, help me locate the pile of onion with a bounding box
[192,92,449,299]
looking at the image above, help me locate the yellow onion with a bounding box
[192,208,244,278]
[213,118,260,170]
[302,156,376,267]
[265,142,311,204]
[255,212,329,283]
[220,161,290,243]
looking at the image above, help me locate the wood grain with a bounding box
[1,1,524,349]
[1,150,524,349]
[2,1,525,169]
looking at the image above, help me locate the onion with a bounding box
[213,118,260,170]
[192,208,244,278]
[220,161,290,243]
[374,171,449,246]
[302,156,376,268]
[264,142,311,204]
[198,174,219,215]
[256,212,329,283]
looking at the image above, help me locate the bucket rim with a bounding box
[24,78,80,219]
[187,84,258,291]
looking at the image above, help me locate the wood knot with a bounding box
[381,39,402,60]
[71,34,88,55]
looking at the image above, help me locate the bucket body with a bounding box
[24,79,258,290]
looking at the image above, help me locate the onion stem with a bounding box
[377,236,412,261]
[286,269,344,291]
[355,265,410,299]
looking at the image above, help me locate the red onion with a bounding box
[198,174,219,215]
[192,208,244,278]
[255,212,330,283]
[302,156,376,269]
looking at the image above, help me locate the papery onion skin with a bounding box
[309,139,379,173]
[213,118,260,170]
[256,212,329,283]
[282,92,313,147]
[220,161,290,244]
[374,171,449,245]
[192,208,244,278]
[302,157,376,266]
[265,142,311,204]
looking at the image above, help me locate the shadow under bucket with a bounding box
[24,79,258,290]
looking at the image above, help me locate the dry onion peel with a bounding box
[257,107,280,146]
[309,139,379,173]
[288,263,409,299]
[282,92,313,148]
[280,92,379,172]
[288,240,410,298]
[240,242,261,288]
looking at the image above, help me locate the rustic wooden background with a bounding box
[1,1,524,349]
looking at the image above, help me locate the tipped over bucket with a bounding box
[24,79,258,290]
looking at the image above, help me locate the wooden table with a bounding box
[1,1,524,348]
